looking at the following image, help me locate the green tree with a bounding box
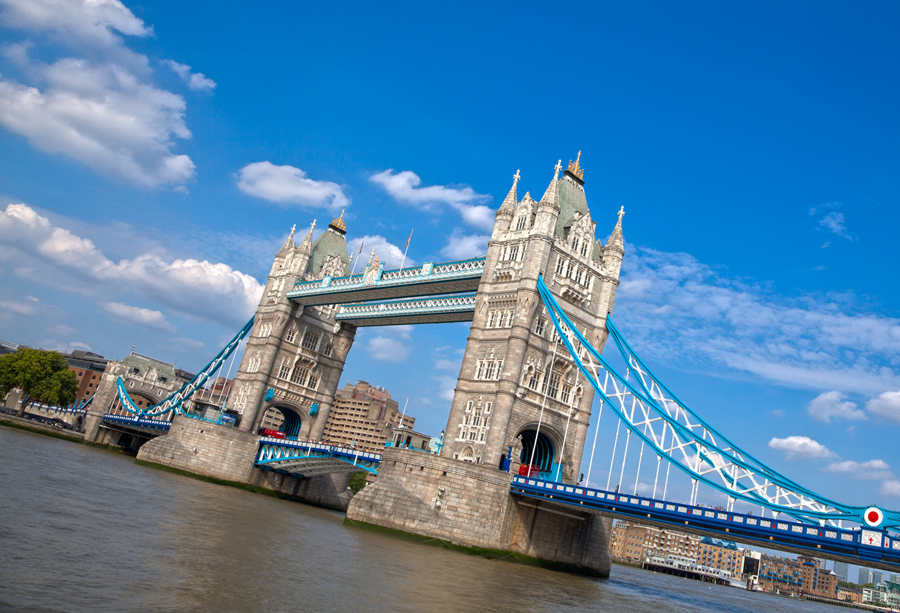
[348,472,369,494]
[0,348,79,413]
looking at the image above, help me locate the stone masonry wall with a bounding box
[347,447,516,550]
[347,447,612,575]
[137,415,352,511]
[508,498,612,575]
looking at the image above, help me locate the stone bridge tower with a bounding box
[442,155,624,483]
[230,212,357,440]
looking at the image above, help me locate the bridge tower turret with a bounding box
[443,154,624,483]
[230,213,357,441]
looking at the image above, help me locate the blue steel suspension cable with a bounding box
[115,316,254,418]
[536,275,899,529]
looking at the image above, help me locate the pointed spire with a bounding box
[539,160,562,210]
[497,169,520,216]
[298,219,316,254]
[608,206,625,251]
[277,224,297,255]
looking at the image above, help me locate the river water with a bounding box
[0,426,845,613]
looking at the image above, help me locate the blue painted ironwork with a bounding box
[255,438,381,478]
[536,274,900,532]
[335,293,476,324]
[101,413,172,431]
[511,476,900,567]
[287,258,485,305]
[115,317,254,418]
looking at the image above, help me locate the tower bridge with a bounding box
[77,153,899,576]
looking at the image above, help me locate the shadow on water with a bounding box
[0,426,847,613]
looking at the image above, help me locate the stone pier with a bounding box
[346,447,612,576]
[136,415,352,511]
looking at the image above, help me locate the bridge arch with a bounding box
[515,424,560,476]
[109,390,162,417]
[256,400,312,440]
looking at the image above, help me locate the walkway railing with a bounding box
[287,258,485,299]
[335,294,476,322]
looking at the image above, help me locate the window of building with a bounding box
[515,215,527,231]
[527,368,541,391]
[285,328,296,343]
[555,256,565,275]
[278,358,291,380]
[509,245,519,261]
[534,317,546,337]
[581,241,589,257]
[323,343,334,357]
[302,330,319,351]
[290,365,309,386]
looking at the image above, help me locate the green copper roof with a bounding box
[556,173,589,238]
[306,227,351,278]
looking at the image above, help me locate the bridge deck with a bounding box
[102,413,171,434]
[287,258,484,306]
[511,476,900,572]
[256,438,381,479]
[335,294,476,326]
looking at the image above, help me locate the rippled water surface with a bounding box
[0,426,845,612]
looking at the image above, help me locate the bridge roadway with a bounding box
[511,476,900,572]
[255,437,381,477]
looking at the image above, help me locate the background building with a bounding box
[833,561,849,583]
[859,568,874,585]
[609,521,701,563]
[319,380,414,452]
[697,538,743,576]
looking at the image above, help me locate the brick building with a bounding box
[697,537,744,576]
[66,349,110,402]
[609,521,701,563]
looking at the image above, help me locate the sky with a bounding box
[1,0,900,546]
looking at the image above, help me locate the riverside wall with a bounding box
[347,447,612,576]
[136,415,352,511]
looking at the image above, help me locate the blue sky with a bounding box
[1,0,900,530]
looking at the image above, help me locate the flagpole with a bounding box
[350,239,365,275]
[399,229,413,270]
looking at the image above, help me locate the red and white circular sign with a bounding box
[863,506,884,527]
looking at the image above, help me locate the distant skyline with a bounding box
[1,0,899,514]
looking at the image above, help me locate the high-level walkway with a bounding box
[287,258,484,307]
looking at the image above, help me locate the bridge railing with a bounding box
[288,257,485,298]
[335,294,477,320]
[511,476,900,563]
[257,437,382,464]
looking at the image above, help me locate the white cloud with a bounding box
[0,58,195,188]
[0,298,35,314]
[163,60,216,92]
[440,230,489,261]
[882,480,900,496]
[370,169,493,230]
[170,336,205,350]
[615,246,900,396]
[806,391,867,423]
[364,325,413,363]
[819,212,851,239]
[237,162,348,211]
[825,459,892,480]
[367,336,410,363]
[41,339,91,353]
[0,0,151,49]
[866,390,900,423]
[0,203,262,327]
[47,324,75,336]
[101,301,176,334]
[434,358,456,371]
[0,1,202,189]
[347,235,410,270]
[434,375,456,402]
[768,436,836,460]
